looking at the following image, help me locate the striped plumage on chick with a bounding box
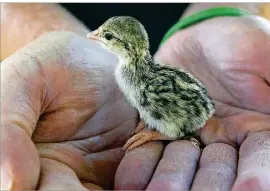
[87,16,215,151]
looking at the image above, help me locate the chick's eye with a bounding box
[104,33,113,40]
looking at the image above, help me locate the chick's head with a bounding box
[87,16,149,62]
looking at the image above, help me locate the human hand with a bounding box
[2,31,179,191]
[1,31,199,191]
[1,3,168,190]
[2,3,270,191]
[147,15,270,190]
[1,31,139,190]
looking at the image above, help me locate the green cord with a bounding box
[159,7,251,46]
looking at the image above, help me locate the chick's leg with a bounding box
[133,120,146,134]
[123,129,175,151]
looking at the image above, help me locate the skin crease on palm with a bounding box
[1,3,270,191]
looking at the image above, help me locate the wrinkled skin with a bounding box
[154,16,270,190]
[1,32,138,190]
[156,16,270,146]
[1,11,270,191]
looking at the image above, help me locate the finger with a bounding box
[1,31,91,190]
[191,143,237,191]
[83,148,125,189]
[114,141,164,190]
[146,140,201,191]
[232,131,270,191]
[1,40,46,189]
[38,158,89,190]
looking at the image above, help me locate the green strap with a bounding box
[159,6,251,46]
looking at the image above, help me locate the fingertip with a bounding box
[199,143,237,167]
[147,140,201,191]
[233,131,270,191]
[191,143,237,191]
[114,141,164,190]
[232,176,270,191]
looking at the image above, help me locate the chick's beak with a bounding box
[87,30,102,42]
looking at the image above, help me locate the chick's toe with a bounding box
[123,129,175,151]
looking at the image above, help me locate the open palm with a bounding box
[154,15,270,190]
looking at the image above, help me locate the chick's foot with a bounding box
[185,136,202,151]
[123,129,174,151]
[132,120,146,135]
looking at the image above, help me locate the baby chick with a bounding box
[87,16,215,151]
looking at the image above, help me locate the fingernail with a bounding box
[1,168,12,190]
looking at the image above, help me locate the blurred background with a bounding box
[61,3,189,54]
[2,3,269,61]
